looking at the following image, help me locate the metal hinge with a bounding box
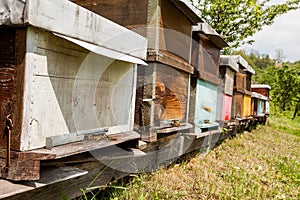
[5,114,13,169]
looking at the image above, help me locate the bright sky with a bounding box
[240,8,300,62]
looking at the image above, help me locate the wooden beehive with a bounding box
[219,56,239,121]
[251,93,268,116]
[189,23,228,133]
[231,55,255,118]
[0,0,147,180]
[251,84,271,116]
[72,0,205,141]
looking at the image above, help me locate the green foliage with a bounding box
[192,0,300,49]
[255,65,300,114]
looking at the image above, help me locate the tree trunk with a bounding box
[292,102,299,120]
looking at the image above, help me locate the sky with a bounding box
[240,8,300,62]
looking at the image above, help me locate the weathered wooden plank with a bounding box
[251,85,271,97]
[71,0,149,36]
[195,33,221,84]
[194,79,218,126]
[24,0,147,59]
[160,0,192,62]
[0,166,87,199]
[224,68,235,96]
[155,63,190,124]
[29,131,140,159]
[73,0,196,65]
[242,95,252,117]
[20,27,137,151]
[0,0,25,25]
[147,50,194,74]
[157,123,193,134]
[233,92,243,118]
[46,133,85,149]
[0,151,55,181]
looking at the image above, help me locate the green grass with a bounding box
[268,114,300,137]
[84,116,300,199]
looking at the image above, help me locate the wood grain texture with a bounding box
[0,0,26,25]
[224,69,234,96]
[72,0,194,64]
[155,63,189,124]
[20,27,137,151]
[194,79,218,129]
[0,28,26,169]
[71,0,148,36]
[242,95,252,117]
[146,50,193,74]
[160,0,192,63]
[252,88,270,97]
[25,0,147,59]
[232,92,243,118]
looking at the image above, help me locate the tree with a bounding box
[274,48,286,63]
[192,0,300,49]
[261,65,300,115]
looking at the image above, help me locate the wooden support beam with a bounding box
[147,50,194,74]
[0,151,55,181]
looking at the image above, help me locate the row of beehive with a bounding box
[0,0,270,180]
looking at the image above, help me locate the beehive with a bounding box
[219,55,239,121]
[231,55,255,118]
[0,0,147,180]
[190,23,228,133]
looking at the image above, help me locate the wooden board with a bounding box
[257,99,265,117]
[242,95,252,117]
[232,92,243,118]
[20,27,137,150]
[155,63,189,124]
[252,87,270,97]
[223,94,233,121]
[0,0,25,25]
[146,50,193,74]
[235,72,246,92]
[245,72,252,91]
[194,79,218,126]
[71,0,149,36]
[0,28,26,155]
[266,101,270,115]
[71,0,195,66]
[0,166,88,199]
[224,68,234,95]
[195,33,221,85]
[25,0,147,59]
[160,0,192,62]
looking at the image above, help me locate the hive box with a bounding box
[189,23,227,133]
[231,55,255,118]
[0,0,147,180]
[219,56,239,122]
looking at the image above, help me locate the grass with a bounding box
[84,116,300,200]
